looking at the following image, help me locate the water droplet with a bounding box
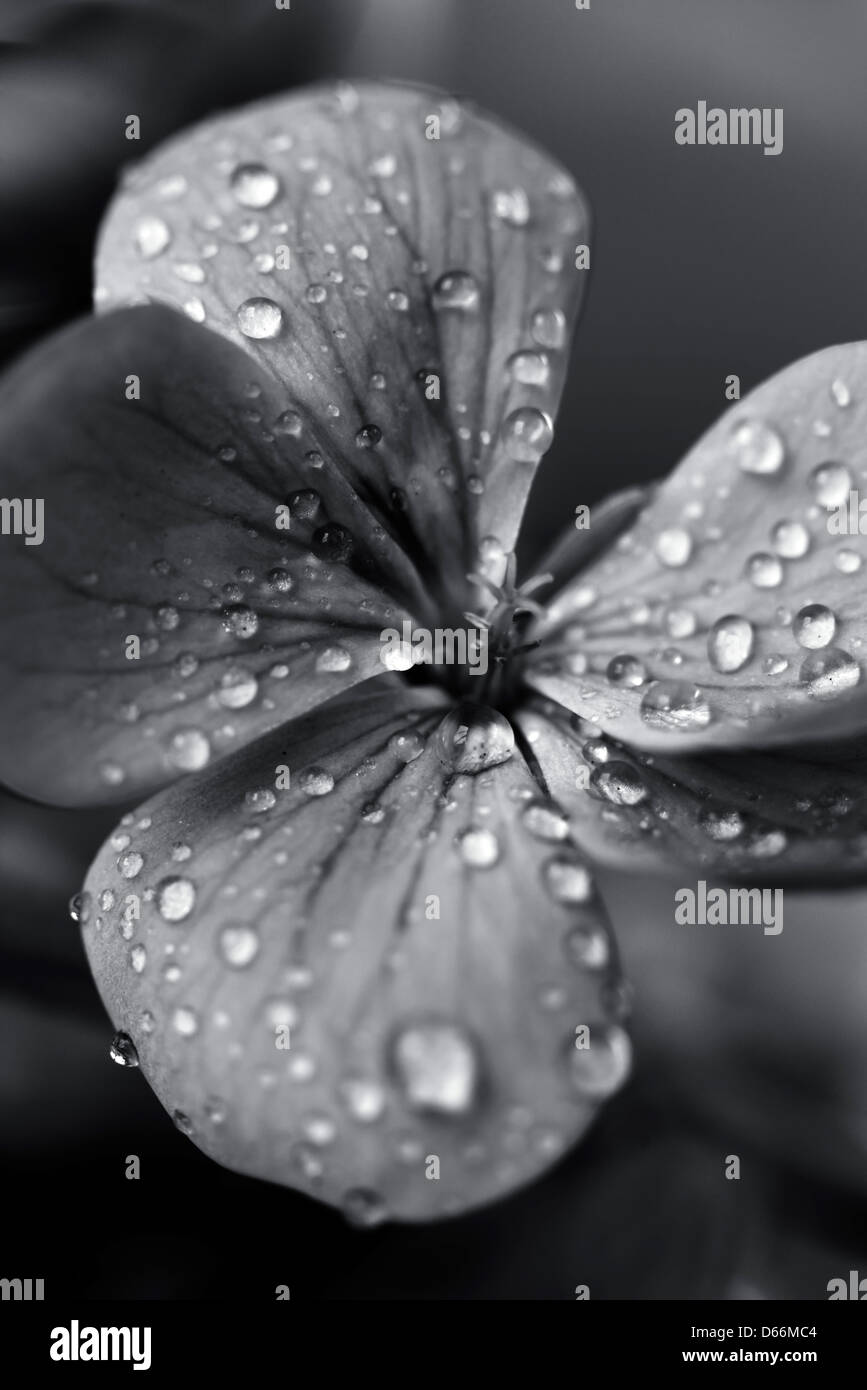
[109,1032,139,1067]
[809,461,853,509]
[564,922,610,970]
[799,648,861,698]
[543,857,594,903]
[530,307,567,349]
[221,604,259,639]
[507,350,550,386]
[118,851,144,879]
[640,681,712,731]
[306,283,328,305]
[522,799,570,842]
[244,788,276,813]
[130,944,147,974]
[746,552,783,589]
[218,668,259,708]
[699,808,745,841]
[654,527,693,568]
[456,827,500,868]
[157,876,196,922]
[68,891,92,924]
[763,653,789,675]
[355,424,381,449]
[134,216,171,259]
[664,607,697,639]
[386,288,410,312]
[173,1109,194,1135]
[793,603,837,650]
[569,1024,631,1097]
[218,924,260,968]
[831,378,851,407]
[299,767,334,796]
[237,297,283,339]
[605,654,648,688]
[835,548,862,574]
[590,762,648,806]
[708,614,755,673]
[167,728,211,771]
[436,704,514,773]
[315,645,352,673]
[432,271,480,312]
[230,162,281,208]
[388,730,425,764]
[502,407,553,462]
[312,524,353,563]
[369,152,397,178]
[492,187,530,226]
[392,1021,479,1115]
[771,519,810,558]
[274,409,302,437]
[730,419,785,475]
[340,1076,386,1123]
[341,1188,388,1229]
[172,1006,199,1037]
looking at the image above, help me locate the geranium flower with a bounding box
[2,80,866,1225]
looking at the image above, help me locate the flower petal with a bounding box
[80,682,630,1222]
[520,698,867,884]
[527,344,867,751]
[0,305,419,806]
[96,80,589,588]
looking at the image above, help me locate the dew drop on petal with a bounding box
[157,876,196,922]
[167,728,211,770]
[543,856,594,904]
[835,548,862,574]
[341,1188,388,1229]
[315,645,352,673]
[312,524,353,563]
[339,1076,386,1123]
[507,350,550,386]
[502,407,553,462]
[699,808,745,841]
[221,604,259,639]
[639,681,712,731]
[809,461,853,509]
[456,827,500,868]
[237,297,284,339]
[664,607,697,639]
[219,924,260,968]
[729,419,785,476]
[134,215,171,259]
[109,1032,139,1068]
[118,851,144,879]
[590,762,648,806]
[799,648,861,699]
[746,552,783,589]
[793,603,836,649]
[569,1024,631,1098]
[392,1021,479,1115]
[564,922,610,970]
[522,799,570,842]
[831,378,851,408]
[172,1006,199,1037]
[605,654,648,688]
[707,614,755,673]
[299,767,334,796]
[492,187,531,226]
[218,668,259,708]
[530,307,567,349]
[388,730,425,764]
[771,520,810,559]
[654,527,693,568]
[436,704,514,773]
[244,788,276,813]
[130,944,147,974]
[69,891,92,924]
[431,271,480,312]
[230,162,281,208]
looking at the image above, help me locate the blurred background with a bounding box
[1,0,866,1298]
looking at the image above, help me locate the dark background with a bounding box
[1,0,866,1299]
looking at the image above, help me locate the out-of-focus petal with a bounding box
[519,699,867,884]
[527,344,867,752]
[0,305,419,807]
[96,80,590,597]
[80,681,630,1222]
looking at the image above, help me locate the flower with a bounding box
[1,80,866,1225]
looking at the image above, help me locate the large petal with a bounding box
[0,305,420,807]
[95,80,590,596]
[519,698,867,884]
[527,343,867,752]
[79,682,630,1223]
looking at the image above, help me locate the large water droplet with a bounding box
[68,891,92,924]
[231,162,281,208]
[799,648,861,698]
[118,851,144,879]
[219,924,260,968]
[237,297,284,339]
[167,728,211,771]
[809,461,853,508]
[134,216,171,259]
[456,827,500,868]
[492,187,531,226]
[699,808,745,841]
[436,704,514,773]
[569,1023,631,1097]
[746,553,783,589]
[707,615,755,673]
[312,524,353,563]
[522,799,570,842]
[392,1021,479,1115]
[157,876,196,922]
[507,350,550,386]
[543,856,594,903]
[730,419,785,475]
[315,645,353,673]
[221,604,260,639]
[502,407,553,462]
[654,527,693,568]
[590,762,648,806]
[218,668,259,708]
[640,681,712,731]
[299,767,334,796]
[109,1032,139,1067]
[432,271,480,312]
[793,603,837,649]
[564,922,610,970]
[606,654,648,688]
[530,307,567,349]
[771,520,810,559]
